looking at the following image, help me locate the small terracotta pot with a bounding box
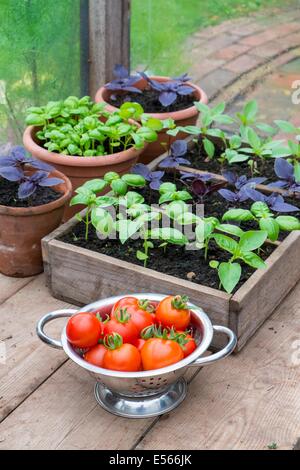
[23,126,144,219]
[0,170,72,277]
[95,76,208,164]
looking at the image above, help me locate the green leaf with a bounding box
[142,117,163,131]
[256,123,276,135]
[116,219,142,244]
[95,196,117,208]
[104,171,120,183]
[274,120,297,133]
[213,234,239,254]
[91,208,114,236]
[247,127,261,149]
[26,113,46,126]
[241,252,266,269]
[243,100,257,121]
[119,191,144,208]
[195,219,215,244]
[222,209,254,222]
[238,230,268,252]
[136,250,148,261]
[111,179,128,196]
[121,174,146,187]
[218,262,241,294]
[251,201,271,218]
[70,193,90,206]
[294,162,300,183]
[209,260,219,269]
[159,192,175,204]
[159,182,177,194]
[174,190,193,201]
[176,212,200,225]
[150,228,188,246]
[259,218,279,241]
[203,138,215,158]
[165,200,189,220]
[119,102,144,120]
[82,179,107,193]
[217,224,244,238]
[275,216,300,231]
[136,126,157,142]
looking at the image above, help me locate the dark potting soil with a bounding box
[108,89,195,114]
[186,140,277,181]
[60,221,275,294]
[0,178,62,208]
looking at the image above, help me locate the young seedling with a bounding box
[267,158,300,196]
[139,72,194,107]
[218,171,266,205]
[104,64,141,97]
[158,181,192,204]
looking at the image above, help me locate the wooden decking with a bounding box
[0,272,299,450]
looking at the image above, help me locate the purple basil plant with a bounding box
[267,158,300,195]
[0,146,63,199]
[159,140,190,169]
[105,65,141,98]
[245,186,299,213]
[132,163,165,190]
[139,72,194,107]
[218,171,267,204]
[179,171,225,202]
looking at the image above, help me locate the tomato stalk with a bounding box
[114,307,131,324]
[171,295,189,310]
[104,332,123,350]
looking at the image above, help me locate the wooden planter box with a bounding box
[42,137,300,351]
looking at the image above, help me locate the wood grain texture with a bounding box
[46,240,230,327]
[88,0,130,98]
[0,275,76,422]
[0,274,34,305]
[0,359,198,450]
[135,280,300,450]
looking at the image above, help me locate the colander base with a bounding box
[94,377,187,419]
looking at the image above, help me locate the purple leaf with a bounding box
[150,179,162,190]
[18,181,35,199]
[114,64,129,79]
[132,163,150,179]
[176,157,191,165]
[29,159,55,172]
[274,158,294,180]
[173,73,191,82]
[177,85,194,95]
[159,157,178,168]
[0,166,24,181]
[11,146,26,161]
[267,181,287,188]
[269,195,298,213]
[151,170,165,180]
[159,91,177,107]
[171,140,187,157]
[247,176,267,185]
[222,170,237,185]
[218,188,238,202]
[244,187,266,202]
[39,177,63,187]
[192,179,206,196]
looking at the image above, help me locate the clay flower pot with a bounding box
[0,170,72,277]
[23,126,145,220]
[95,75,208,164]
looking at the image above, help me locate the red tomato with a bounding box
[66,312,103,348]
[156,295,191,330]
[133,338,146,351]
[104,315,138,344]
[177,331,197,358]
[141,337,184,370]
[112,297,154,334]
[84,344,107,367]
[103,333,142,372]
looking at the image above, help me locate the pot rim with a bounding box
[0,168,72,217]
[61,293,214,379]
[23,125,146,168]
[95,75,208,120]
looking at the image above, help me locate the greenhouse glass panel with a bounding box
[0,0,81,144]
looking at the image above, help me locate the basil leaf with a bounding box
[239,230,268,252]
[218,262,241,294]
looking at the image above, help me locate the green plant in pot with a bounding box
[23,96,160,220]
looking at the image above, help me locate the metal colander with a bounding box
[37,293,236,417]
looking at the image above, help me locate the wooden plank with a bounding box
[88,0,130,98]
[231,231,300,350]
[0,275,76,422]
[46,240,230,326]
[0,274,34,305]
[0,358,198,450]
[135,280,300,450]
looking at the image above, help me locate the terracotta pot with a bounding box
[95,76,208,164]
[0,170,72,277]
[23,126,144,220]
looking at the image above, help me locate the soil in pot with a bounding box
[0,179,62,208]
[109,90,195,114]
[60,223,275,294]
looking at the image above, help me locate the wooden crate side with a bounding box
[231,231,300,350]
[45,239,230,326]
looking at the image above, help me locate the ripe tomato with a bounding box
[84,344,107,367]
[133,338,146,351]
[104,314,138,344]
[66,312,103,348]
[141,337,184,370]
[103,333,142,372]
[112,297,154,334]
[177,331,197,358]
[156,295,191,330]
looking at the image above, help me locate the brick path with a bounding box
[188,7,300,105]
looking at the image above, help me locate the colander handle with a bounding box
[188,325,237,367]
[36,309,78,350]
